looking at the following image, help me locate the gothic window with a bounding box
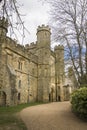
[18,80,21,88]
[18,61,22,70]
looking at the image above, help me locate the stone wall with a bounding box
[0,18,70,106]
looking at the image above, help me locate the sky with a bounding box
[17,0,50,45]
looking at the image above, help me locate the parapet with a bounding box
[25,42,37,49]
[0,17,8,31]
[37,24,51,33]
[54,45,64,51]
[3,37,26,54]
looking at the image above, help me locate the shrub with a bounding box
[71,87,87,121]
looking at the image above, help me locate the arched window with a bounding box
[18,61,22,70]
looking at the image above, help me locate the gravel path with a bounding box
[20,102,87,130]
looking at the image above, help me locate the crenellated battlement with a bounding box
[2,37,27,54]
[1,37,38,63]
[25,42,37,49]
[37,24,51,33]
[54,45,64,51]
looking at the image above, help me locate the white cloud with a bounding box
[17,0,50,44]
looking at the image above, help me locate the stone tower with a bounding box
[37,25,51,102]
[54,45,65,101]
[0,17,8,106]
[0,17,8,90]
[0,17,8,36]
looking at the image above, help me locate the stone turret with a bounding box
[37,24,51,48]
[0,17,8,36]
[37,25,51,102]
[54,45,64,76]
[54,45,65,101]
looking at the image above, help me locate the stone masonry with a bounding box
[0,18,73,106]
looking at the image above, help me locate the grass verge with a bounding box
[0,102,45,130]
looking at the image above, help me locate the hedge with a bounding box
[71,87,87,121]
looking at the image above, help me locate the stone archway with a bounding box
[56,86,60,101]
[0,91,6,106]
[63,85,70,101]
[18,93,21,101]
[49,88,54,102]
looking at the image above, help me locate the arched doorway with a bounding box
[18,93,20,101]
[63,85,70,101]
[49,88,54,102]
[56,86,60,101]
[17,93,21,104]
[0,91,6,106]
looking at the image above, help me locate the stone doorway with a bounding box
[0,91,6,106]
[63,85,70,101]
[56,86,60,101]
[49,88,54,102]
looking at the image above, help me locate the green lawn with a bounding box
[0,102,44,130]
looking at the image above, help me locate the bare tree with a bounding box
[42,0,87,86]
[0,0,29,44]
